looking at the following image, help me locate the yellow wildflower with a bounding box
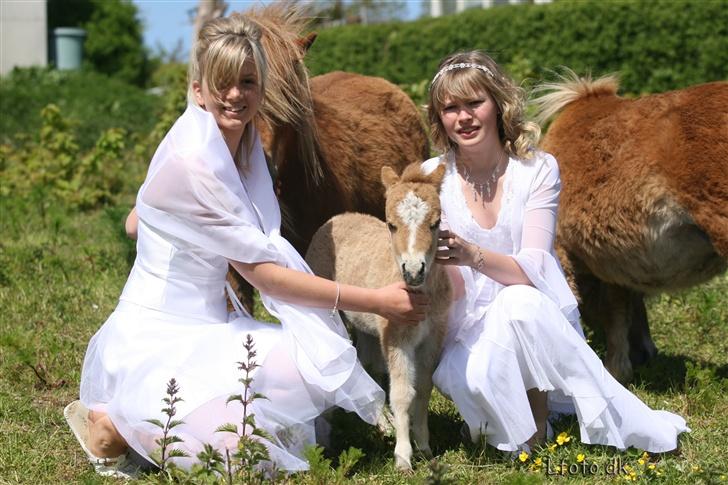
[641,451,650,461]
[648,464,656,470]
[638,458,645,465]
[518,451,529,462]
[576,453,585,463]
[534,457,542,466]
[556,431,571,445]
[547,443,557,453]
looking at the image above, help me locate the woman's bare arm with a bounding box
[125,207,138,240]
[229,260,428,325]
[437,229,532,286]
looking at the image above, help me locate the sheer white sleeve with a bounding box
[138,149,284,266]
[513,154,580,325]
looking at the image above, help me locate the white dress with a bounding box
[80,104,384,471]
[422,152,688,452]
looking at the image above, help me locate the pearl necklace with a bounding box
[458,151,507,205]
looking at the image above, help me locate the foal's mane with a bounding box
[246,3,322,184]
[531,68,620,125]
[399,163,439,185]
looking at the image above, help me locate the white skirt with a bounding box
[434,285,689,452]
[80,301,382,471]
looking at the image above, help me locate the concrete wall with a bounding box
[1,0,48,76]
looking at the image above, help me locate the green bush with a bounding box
[0,67,161,150]
[1,104,134,210]
[305,0,728,94]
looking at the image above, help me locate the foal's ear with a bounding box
[296,32,317,53]
[381,166,400,189]
[428,164,446,189]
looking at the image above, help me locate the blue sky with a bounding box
[132,0,422,58]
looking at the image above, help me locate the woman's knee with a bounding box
[495,285,544,309]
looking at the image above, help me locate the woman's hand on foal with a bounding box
[375,281,429,326]
[436,229,479,268]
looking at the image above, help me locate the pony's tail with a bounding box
[531,68,620,125]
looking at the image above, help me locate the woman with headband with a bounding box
[423,50,688,454]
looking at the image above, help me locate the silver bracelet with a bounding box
[330,282,341,318]
[473,249,486,272]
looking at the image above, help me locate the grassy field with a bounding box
[1,192,727,485]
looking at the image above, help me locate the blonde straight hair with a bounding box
[188,13,268,163]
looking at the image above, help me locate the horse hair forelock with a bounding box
[531,68,620,126]
[246,3,323,185]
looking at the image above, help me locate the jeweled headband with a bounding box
[431,62,494,85]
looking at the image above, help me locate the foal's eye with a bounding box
[387,223,397,232]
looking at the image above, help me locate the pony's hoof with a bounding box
[606,355,633,384]
[419,447,434,460]
[630,338,658,367]
[394,455,413,472]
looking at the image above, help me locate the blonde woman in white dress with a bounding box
[65,12,428,475]
[423,50,688,454]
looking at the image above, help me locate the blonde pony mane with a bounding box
[245,3,323,184]
[531,68,620,125]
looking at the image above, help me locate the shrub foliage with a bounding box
[1,104,129,209]
[0,68,160,150]
[305,0,728,94]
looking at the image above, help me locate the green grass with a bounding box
[1,194,727,484]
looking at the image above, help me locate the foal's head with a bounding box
[382,163,447,288]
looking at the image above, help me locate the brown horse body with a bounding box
[264,71,429,253]
[536,76,728,382]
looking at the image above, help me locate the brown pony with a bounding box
[228,5,429,309]
[533,72,728,383]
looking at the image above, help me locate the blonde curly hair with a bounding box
[428,50,540,159]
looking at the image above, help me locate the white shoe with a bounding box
[64,400,140,479]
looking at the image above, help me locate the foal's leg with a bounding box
[411,342,436,459]
[386,344,415,471]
